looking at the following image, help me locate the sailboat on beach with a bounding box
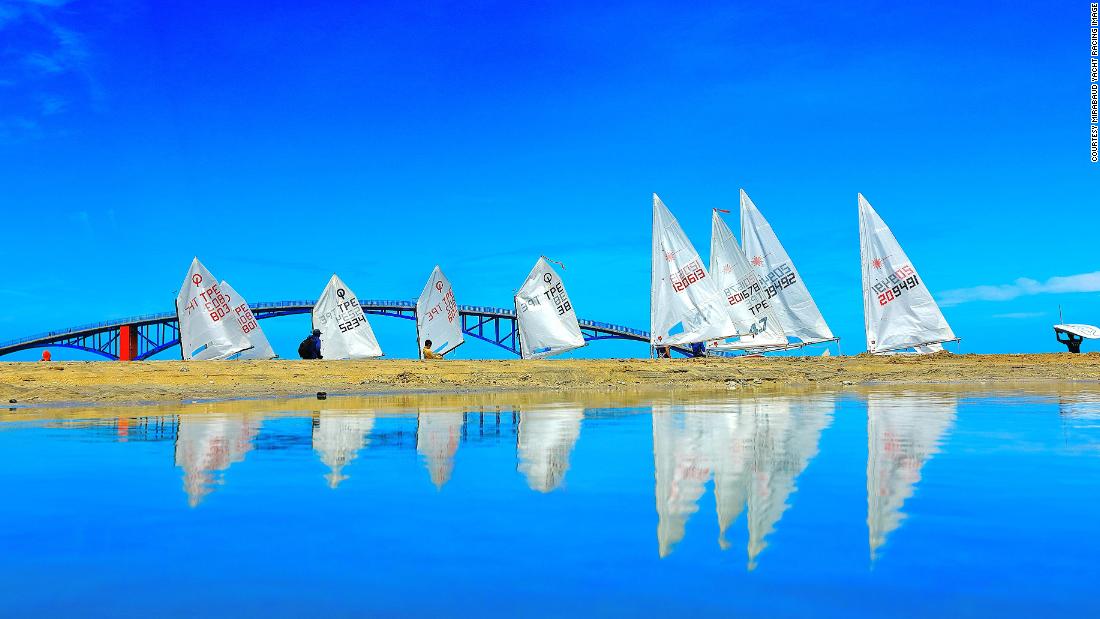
[740,190,837,349]
[220,280,276,360]
[651,194,738,349]
[515,257,586,359]
[415,266,464,358]
[708,208,789,351]
[858,194,957,354]
[175,258,253,360]
[313,274,383,359]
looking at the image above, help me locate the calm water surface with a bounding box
[1,387,1098,618]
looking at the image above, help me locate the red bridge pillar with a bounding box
[118,325,138,361]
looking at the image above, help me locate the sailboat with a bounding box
[858,194,958,354]
[740,190,837,349]
[415,266,464,358]
[867,393,956,560]
[313,274,383,359]
[651,194,738,349]
[516,403,584,492]
[175,258,253,360]
[709,208,789,351]
[515,257,587,359]
[220,280,276,360]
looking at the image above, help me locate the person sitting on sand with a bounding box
[657,345,671,358]
[422,339,441,360]
[298,329,323,360]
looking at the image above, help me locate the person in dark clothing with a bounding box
[690,341,707,358]
[298,329,323,359]
[656,345,671,358]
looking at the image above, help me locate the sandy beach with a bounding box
[1,352,1098,406]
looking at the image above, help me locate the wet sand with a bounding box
[1,353,1098,406]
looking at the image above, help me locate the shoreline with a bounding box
[2,353,1099,406]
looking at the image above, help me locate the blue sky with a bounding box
[0,0,1096,359]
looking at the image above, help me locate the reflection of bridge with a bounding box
[0,300,670,360]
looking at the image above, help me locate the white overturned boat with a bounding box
[859,194,958,354]
[313,274,383,359]
[1054,323,1100,353]
[175,258,253,360]
[515,257,586,359]
[740,190,837,349]
[651,194,737,351]
[415,266,464,358]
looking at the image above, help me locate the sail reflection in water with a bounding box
[653,394,834,567]
[416,412,464,489]
[517,404,584,492]
[866,393,956,560]
[174,414,261,507]
[312,410,375,489]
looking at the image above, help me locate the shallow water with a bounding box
[1,387,1098,618]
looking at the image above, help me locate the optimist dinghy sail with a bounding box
[220,280,276,360]
[651,194,738,347]
[515,257,586,359]
[859,194,957,354]
[709,209,789,351]
[313,274,383,359]
[740,190,835,346]
[416,266,464,358]
[175,258,253,360]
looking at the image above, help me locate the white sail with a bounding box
[175,258,252,360]
[740,190,835,346]
[174,414,260,507]
[415,266,464,357]
[515,257,586,359]
[652,407,713,557]
[312,410,375,489]
[416,412,464,490]
[867,393,956,560]
[708,209,789,351]
[651,194,738,347]
[220,280,276,360]
[516,404,584,492]
[313,274,383,359]
[859,194,956,354]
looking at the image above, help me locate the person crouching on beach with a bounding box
[422,339,442,360]
[298,329,323,359]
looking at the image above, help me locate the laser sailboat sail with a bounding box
[415,266,464,358]
[651,194,737,348]
[515,257,586,359]
[313,274,383,359]
[220,280,276,360]
[175,258,253,360]
[740,190,836,347]
[858,194,957,354]
[708,208,788,351]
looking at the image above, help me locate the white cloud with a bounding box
[938,271,1100,307]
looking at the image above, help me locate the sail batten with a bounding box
[858,194,956,354]
[739,190,835,347]
[651,194,738,347]
[515,257,586,359]
[175,258,252,360]
[313,274,383,359]
[416,266,464,358]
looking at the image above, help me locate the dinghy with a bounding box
[415,266,464,358]
[1054,323,1100,353]
[708,208,789,351]
[175,258,253,360]
[858,194,958,354]
[515,257,586,359]
[651,194,738,349]
[313,274,383,359]
[220,280,276,360]
[740,190,836,348]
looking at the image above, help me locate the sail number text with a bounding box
[518,281,573,316]
[182,284,233,323]
[672,260,707,292]
[872,265,919,306]
[317,297,369,332]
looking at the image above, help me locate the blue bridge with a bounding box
[0,300,678,360]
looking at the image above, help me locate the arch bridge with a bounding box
[0,300,684,360]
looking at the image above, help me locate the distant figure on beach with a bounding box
[421,339,442,360]
[298,329,323,360]
[40,350,51,362]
